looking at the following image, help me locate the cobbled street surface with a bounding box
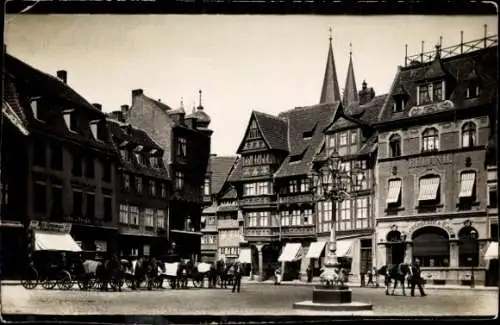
[1,283,497,317]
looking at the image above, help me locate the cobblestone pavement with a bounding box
[1,283,497,317]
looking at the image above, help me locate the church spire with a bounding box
[342,42,359,106]
[320,27,341,104]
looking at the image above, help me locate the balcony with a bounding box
[201,224,217,232]
[239,196,274,208]
[278,193,314,205]
[278,225,316,238]
[244,227,277,239]
[201,243,217,251]
[218,219,239,229]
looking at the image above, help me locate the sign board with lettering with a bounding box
[30,221,72,234]
[408,154,452,169]
[408,220,455,237]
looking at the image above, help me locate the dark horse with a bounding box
[131,257,160,290]
[215,260,234,288]
[378,263,411,296]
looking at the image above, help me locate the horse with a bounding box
[378,263,412,296]
[130,257,159,290]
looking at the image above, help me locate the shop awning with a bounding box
[386,179,402,204]
[34,231,82,252]
[335,239,354,258]
[458,172,476,198]
[237,248,252,264]
[305,241,327,259]
[418,177,440,201]
[484,242,498,260]
[278,243,302,262]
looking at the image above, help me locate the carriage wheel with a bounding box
[192,278,201,288]
[77,279,87,290]
[125,278,134,289]
[110,278,121,291]
[41,278,57,290]
[21,268,39,290]
[88,277,98,290]
[56,271,73,290]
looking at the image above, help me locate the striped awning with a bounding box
[278,243,302,262]
[418,177,440,201]
[305,241,326,259]
[237,248,252,264]
[459,172,476,198]
[484,242,498,260]
[335,239,354,258]
[34,231,82,252]
[386,179,402,204]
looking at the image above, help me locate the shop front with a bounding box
[0,221,27,279]
[376,218,490,286]
[71,223,119,254]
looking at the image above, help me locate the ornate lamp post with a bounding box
[294,151,373,312]
[312,152,351,289]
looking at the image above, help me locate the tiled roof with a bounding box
[253,111,289,152]
[4,54,102,114]
[274,102,340,178]
[219,186,238,200]
[208,156,238,195]
[3,76,29,129]
[378,46,497,124]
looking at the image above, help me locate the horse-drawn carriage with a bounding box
[21,250,77,290]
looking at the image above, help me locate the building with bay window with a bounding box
[106,114,170,257]
[228,35,386,282]
[124,90,212,261]
[374,35,497,286]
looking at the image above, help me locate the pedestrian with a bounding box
[373,267,380,288]
[232,262,243,293]
[274,266,281,285]
[306,265,312,283]
[366,269,374,287]
[410,258,427,297]
[360,272,366,287]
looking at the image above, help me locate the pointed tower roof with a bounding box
[342,43,359,106]
[319,28,341,104]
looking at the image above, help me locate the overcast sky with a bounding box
[4,15,497,156]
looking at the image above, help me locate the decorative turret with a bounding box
[319,27,341,104]
[342,43,359,107]
[186,89,211,128]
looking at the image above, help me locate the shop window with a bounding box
[412,226,450,267]
[458,227,479,267]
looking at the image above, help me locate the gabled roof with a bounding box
[378,46,497,124]
[219,186,237,200]
[4,53,102,115]
[236,111,288,153]
[107,119,162,151]
[320,40,342,104]
[208,155,238,195]
[342,54,359,106]
[274,102,340,178]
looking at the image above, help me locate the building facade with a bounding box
[1,53,119,278]
[200,155,238,262]
[374,39,498,285]
[228,36,385,282]
[125,90,212,261]
[106,114,170,257]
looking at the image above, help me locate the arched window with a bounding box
[422,128,439,152]
[412,226,450,267]
[458,227,479,267]
[462,122,477,148]
[389,134,402,157]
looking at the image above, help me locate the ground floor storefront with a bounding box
[71,224,119,254]
[0,222,28,279]
[117,232,168,258]
[237,234,374,282]
[169,229,202,262]
[375,216,497,286]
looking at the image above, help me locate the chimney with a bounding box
[131,89,143,105]
[108,110,124,122]
[358,80,375,105]
[121,104,129,114]
[92,103,102,111]
[57,70,67,83]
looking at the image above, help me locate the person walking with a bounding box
[366,268,374,287]
[410,258,427,297]
[232,262,243,293]
[274,266,282,285]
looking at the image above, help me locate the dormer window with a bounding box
[30,97,43,120]
[90,120,100,141]
[417,81,445,105]
[393,98,406,113]
[248,120,259,139]
[466,83,481,98]
[63,110,78,132]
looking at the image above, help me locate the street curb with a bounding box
[241,280,498,291]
